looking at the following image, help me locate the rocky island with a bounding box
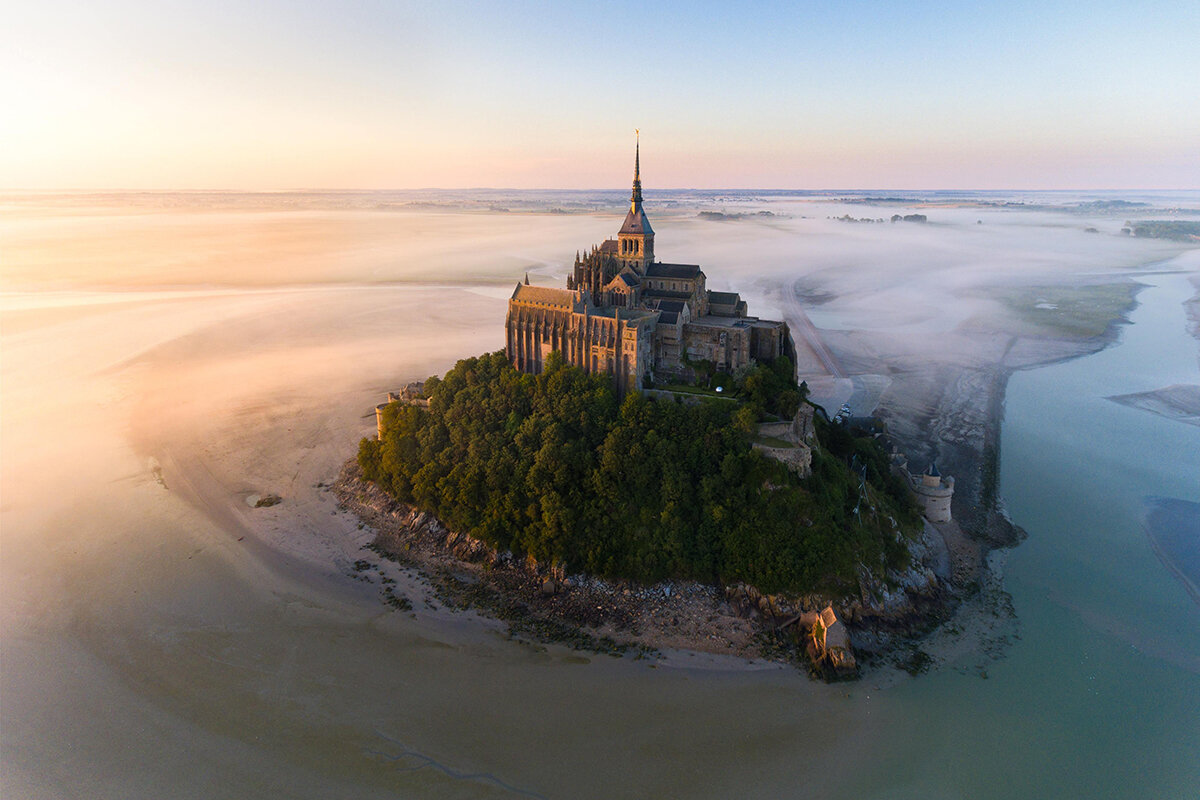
[348,348,938,677]
[329,143,1053,679]
[319,145,1166,682]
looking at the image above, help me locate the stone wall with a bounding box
[682,323,751,372]
[912,476,954,523]
[752,441,813,477]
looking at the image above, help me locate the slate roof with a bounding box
[645,262,702,280]
[656,311,679,325]
[641,288,693,301]
[511,284,577,308]
[590,307,656,322]
[598,239,618,253]
[707,290,740,305]
[687,315,753,329]
[646,298,686,313]
[619,207,654,236]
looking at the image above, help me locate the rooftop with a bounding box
[620,207,654,236]
[646,262,703,280]
[642,288,693,301]
[646,298,686,313]
[590,307,657,322]
[511,284,578,308]
[686,315,755,329]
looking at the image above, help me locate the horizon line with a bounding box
[3,186,1198,195]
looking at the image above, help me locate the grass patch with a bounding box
[969,282,1139,339]
[660,384,730,398]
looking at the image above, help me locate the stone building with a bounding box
[911,462,955,523]
[505,137,795,393]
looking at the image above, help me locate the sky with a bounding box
[1,0,1198,190]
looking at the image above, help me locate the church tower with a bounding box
[617,131,654,272]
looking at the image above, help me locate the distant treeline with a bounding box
[1125,220,1200,242]
[359,352,919,594]
[696,210,778,221]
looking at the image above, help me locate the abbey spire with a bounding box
[631,129,643,211]
[505,135,795,397]
[618,129,654,270]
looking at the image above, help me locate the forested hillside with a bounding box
[358,352,919,594]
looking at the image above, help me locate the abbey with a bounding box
[505,139,795,394]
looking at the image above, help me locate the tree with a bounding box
[360,351,919,594]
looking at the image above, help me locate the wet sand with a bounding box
[1144,497,1200,607]
[1109,384,1200,427]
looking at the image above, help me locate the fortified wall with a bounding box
[375,381,428,439]
[891,452,955,523]
[752,404,817,478]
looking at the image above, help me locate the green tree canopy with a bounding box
[359,352,918,595]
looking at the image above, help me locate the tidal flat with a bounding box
[3,190,1198,799]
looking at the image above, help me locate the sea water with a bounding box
[862,265,1200,799]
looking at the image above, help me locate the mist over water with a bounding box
[2,190,1198,798]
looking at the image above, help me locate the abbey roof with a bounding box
[619,207,654,236]
[645,262,702,280]
[510,284,579,308]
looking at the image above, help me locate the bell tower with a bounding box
[617,130,654,272]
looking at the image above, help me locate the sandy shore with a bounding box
[330,461,790,662]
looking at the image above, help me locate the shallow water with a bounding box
[2,193,1198,798]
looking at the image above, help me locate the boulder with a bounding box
[827,647,857,674]
[824,619,849,651]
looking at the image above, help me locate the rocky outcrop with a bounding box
[807,606,857,675]
[340,459,967,680]
[723,585,858,677]
[334,463,763,659]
